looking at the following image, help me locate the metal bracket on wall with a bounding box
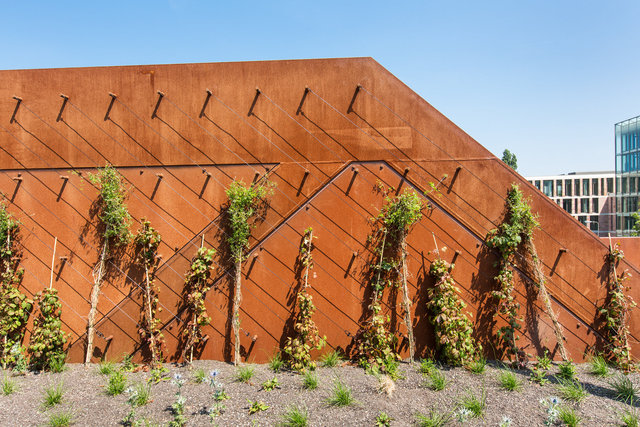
[10,96,22,124]
[104,93,117,121]
[151,91,165,119]
[57,94,69,122]
[199,89,212,118]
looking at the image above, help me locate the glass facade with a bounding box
[615,115,640,235]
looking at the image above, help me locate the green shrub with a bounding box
[106,370,127,396]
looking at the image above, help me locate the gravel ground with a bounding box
[0,360,638,426]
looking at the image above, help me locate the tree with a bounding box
[502,149,518,171]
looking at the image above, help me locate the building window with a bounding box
[589,215,599,231]
[534,180,541,190]
[562,199,572,214]
[574,179,581,196]
[578,215,587,225]
[565,180,572,197]
[592,198,599,213]
[581,198,589,213]
[582,179,590,196]
[543,180,553,197]
[556,180,563,197]
[607,178,614,194]
[592,179,598,196]
[631,177,637,194]
[600,178,605,195]
[622,177,628,193]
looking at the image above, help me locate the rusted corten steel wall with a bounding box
[0,58,636,363]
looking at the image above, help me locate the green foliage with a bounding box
[134,219,164,366]
[169,374,187,427]
[427,258,480,366]
[235,365,255,383]
[419,358,436,375]
[377,188,424,240]
[498,369,522,391]
[588,354,609,377]
[375,411,393,426]
[0,202,32,370]
[98,361,115,375]
[43,382,64,408]
[530,351,551,385]
[600,243,635,371]
[182,246,216,362]
[558,360,577,381]
[28,288,67,371]
[356,300,400,378]
[192,368,206,384]
[148,366,169,384]
[501,149,518,171]
[320,350,342,368]
[284,228,326,372]
[621,408,639,427]
[326,378,356,406]
[2,375,17,395]
[468,356,487,374]
[556,379,588,403]
[106,370,127,396]
[121,353,137,372]
[302,370,318,390]
[261,376,280,391]
[557,405,581,427]
[458,387,487,418]
[127,382,151,407]
[48,410,74,427]
[248,399,269,415]
[279,404,309,427]
[485,184,538,360]
[269,351,284,373]
[87,164,132,245]
[610,374,638,403]
[415,408,452,427]
[425,369,447,391]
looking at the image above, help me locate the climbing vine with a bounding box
[28,288,67,371]
[427,257,480,366]
[182,245,216,363]
[283,227,326,371]
[85,164,132,364]
[0,202,32,369]
[134,219,164,367]
[600,242,635,371]
[225,178,274,365]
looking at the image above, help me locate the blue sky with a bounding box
[2,1,639,176]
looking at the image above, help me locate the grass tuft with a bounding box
[48,409,74,427]
[467,356,487,375]
[98,361,115,376]
[302,371,318,390]
[588,355,609,378]
[105,370,127,396]
[425,369,447,391]
[557,360,577,381]
[193,368,206,384]
[415,408,452,427]
[326,378,356,407]
[621,407,640,427]
[235,365,255,384]
[419,358,436,375]
[128,382,151,407]
[320,350,342,368]
[269,352,284,373]
[43,382,64,408]
[558,405,581,427]
[279,404,308,427]
[458,387,487,418]
[556,379,588,403]
[610,374,639,403]
[498,369,522,392]
[2,376,18,395]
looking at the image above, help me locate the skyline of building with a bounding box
[615,114,640,236]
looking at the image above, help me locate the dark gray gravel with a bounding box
[0,360,637,426]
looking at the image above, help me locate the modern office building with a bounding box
[526,172,616,237]
[615,115,640,235]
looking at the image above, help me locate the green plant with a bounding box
[320,350,342,368]
[427,257,481,366]
[419,358,436,375]
[415,408,452,427]
[530,351,551,385]
[121,353,137,372]
[134,219,164,367]
[148,366,169,384]
[556,379,588,403]
[235,365,255,383]
[169,374,187,427]
[127,382,151,407]
[426,369,447,391]
[0,202,32,370]
[106,370,127,396]
[48,409,74,427]
[208,402,226,422]
[621,407,639,427]
[540,396,561,425]
[28,287,67,372]
[226,178,274,365]
[181,245,216,363]
[269,351,284,373]
[600,242,636,371]
[498,369,522,391]
[261,376,280,391]
[279,404,309,427]
[98,361,115,375]
[468,356,487,374]
[48,355,66,373]
[248,399,269,415]
[458,387,487,418]
[2,376,17,395]
[283,228,326,372]
[588,354,609,377]
[610,373,638,403]
[43,382,64,408]
[326,378,356,406]
[375,411,393,426]
[302,370,318,390]
[193,368,206,384]
[558,360,577,381]
[557,405,581,427]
